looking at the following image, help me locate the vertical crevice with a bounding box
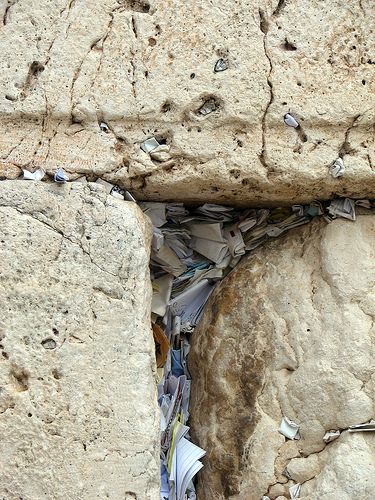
[258,9,274,172]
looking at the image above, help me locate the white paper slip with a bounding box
[238,216,257,232]
[284,113,299,128]
[323,430,340,443]
[169,437,205,500]
[328,198,356,221]
[223,225,246,257]
[188,223,229,264]
[329,158,345,178]
[153,228,165,252]
[140,136,160,153]
[162,228,192,260]
[152,244,187,277]
[289,483,301,499]
[279,416,300,440]
[167,419,190,473]
[22,168,45,181]
[125,191,136,202]
[169,279,213,322]
[349,420,375,432]
[152,274,173,317]
[54,168,69,183]
[160,463,169,500]
[141,202,167,227]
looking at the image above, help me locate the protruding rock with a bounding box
[189,213,375,499]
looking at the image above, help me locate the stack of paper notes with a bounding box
[142,198,374,500]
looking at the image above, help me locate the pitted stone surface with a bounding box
[0,1,374,205]
[0,181,159,499]
[189,213,375,499]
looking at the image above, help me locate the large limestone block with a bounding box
[0,181,159,499]
[189,213,375,499]
[0,1,374,205]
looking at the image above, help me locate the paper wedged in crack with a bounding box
[188,214,375,499]
[0,1,373,204]
[0,181,159,500]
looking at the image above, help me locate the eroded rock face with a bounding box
[0,1,374,204]
[189,213,375,499]
[0,181,159,499]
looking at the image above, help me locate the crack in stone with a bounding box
[338,114,361,157]
[90,11,116,98]
[2,0,19,25]
[129,49,137,98]
[5,206,118,278]
[60,0,77,17]
[258,9,274,173]
[272,0,287,17]
[131,15,138,38]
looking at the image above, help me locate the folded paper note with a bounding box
[279,416,300,440]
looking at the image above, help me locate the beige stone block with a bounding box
[0,181,159,499]
[0,1,373,204]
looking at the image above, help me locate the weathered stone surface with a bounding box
[0,1,374,205]
[189,213,375,499]
[0,181,159,499]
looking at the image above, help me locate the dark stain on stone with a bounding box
[189,254,273,497]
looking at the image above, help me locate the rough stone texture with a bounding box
[0,181,159,499]
[189,213,375,499]
[0,1,374,205]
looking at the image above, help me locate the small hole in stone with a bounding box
[28,413,32,417]
[190,73,195,79]
[237,139,243,147]
[362,79,366,85]
[281,39,297,51]
[161,101,171,113]
[307,328,311,332]
[10,366,29,391]
[30,61,45,75]
[144,70,148,78]
[52,369,62,380]
[297,82,302,86]
[128,0,150,13]
[52,328,59,336]
[86,235,91,240]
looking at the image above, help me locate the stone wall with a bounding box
[189,213,375,499]
[0,1,374,498]
[0,0,374,205]
[0,181,160,499]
